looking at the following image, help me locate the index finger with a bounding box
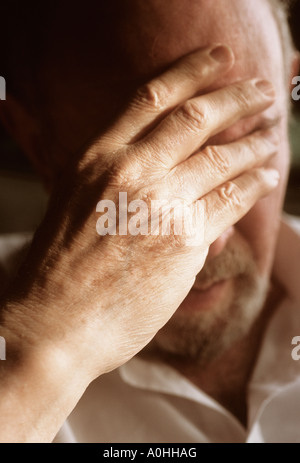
[100,45,234,149]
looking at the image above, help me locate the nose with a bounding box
[206,226,234,261]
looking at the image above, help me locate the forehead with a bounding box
[117,0,286,141]
[119,0,283,82]
[42,0,287,155]
[48,0,284,89]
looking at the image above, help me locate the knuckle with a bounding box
[138,186,160,205]
[105,152,142,189]
[216,181,242,208]
[202,145,230,177]
[176,100,209,132]
[108,164,131,189]
[137,185,171,213]
[133,79,170,112]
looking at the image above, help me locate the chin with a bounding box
[149,231,271,364]
[152,272,269,365]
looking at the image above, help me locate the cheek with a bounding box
[236,140,290,276]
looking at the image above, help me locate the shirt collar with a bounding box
[119,354,245,432]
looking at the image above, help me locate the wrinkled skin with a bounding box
[0,0,295,442]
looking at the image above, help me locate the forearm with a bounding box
[0,317,88,443]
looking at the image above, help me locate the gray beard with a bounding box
[147,235,269,367]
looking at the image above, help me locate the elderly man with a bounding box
[0,0,299,443]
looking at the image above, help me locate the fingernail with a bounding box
[210,45,234,63]
[264,168,280,186]
[254,79,276,98]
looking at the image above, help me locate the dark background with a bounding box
[0,1,299,232]
[285,0,300,216]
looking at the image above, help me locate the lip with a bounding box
[179,278,232,313]
[192,279,226,292]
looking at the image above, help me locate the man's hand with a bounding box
[0,45,279,441]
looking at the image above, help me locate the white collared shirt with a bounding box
[1,218,300,443]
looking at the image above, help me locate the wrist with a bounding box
[0,296,93,442]
[0,321,89,442]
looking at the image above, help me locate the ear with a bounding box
[289,50,300,92]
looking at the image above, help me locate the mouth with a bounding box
[190,277,231,306]
[178,277,234,314]
[192,277,228,292]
